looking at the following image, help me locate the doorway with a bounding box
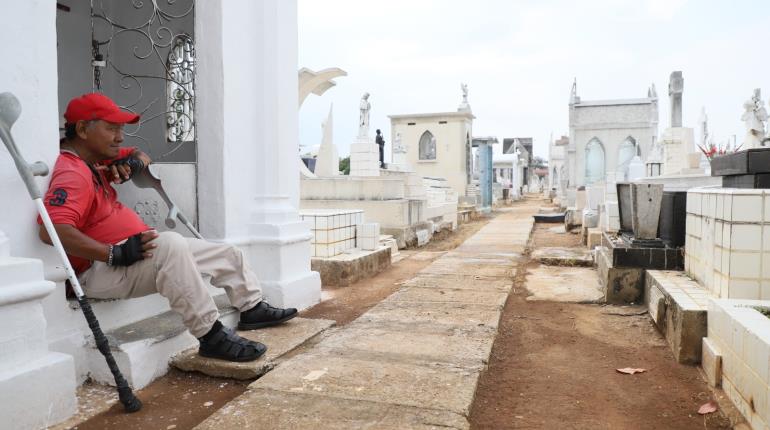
[56,0,198,230]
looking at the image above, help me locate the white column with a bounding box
[0,1,78,427]
[196,0,320,309]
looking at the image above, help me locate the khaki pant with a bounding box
[80,232,263,338]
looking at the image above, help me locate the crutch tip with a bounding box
[123,396,143,413]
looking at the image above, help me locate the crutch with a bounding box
[0,92,142,413]
[132,168,203,239]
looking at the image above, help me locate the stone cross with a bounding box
[668,71,683,128]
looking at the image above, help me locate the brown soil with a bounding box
[68,214,494,430]
[468,222,734,430]
[530,223,582,248]
[70,369,250,430]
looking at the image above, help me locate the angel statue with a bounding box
[741,89,767,149]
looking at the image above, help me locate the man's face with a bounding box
[80,120,124,160]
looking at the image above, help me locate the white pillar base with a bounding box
[662,127,694,175]
[230,220,321,311]
[0,352,77,429]
[350,137,381,177]
[259,271,321,311]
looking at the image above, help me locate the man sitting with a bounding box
[39,93,296,362]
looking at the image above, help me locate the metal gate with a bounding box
[89,0,198,229]
[90,0,196,162]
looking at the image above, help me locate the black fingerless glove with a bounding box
[109,234,145,267]
[109,156,145,180]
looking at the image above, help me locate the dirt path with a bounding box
[66,215,494,430]
[469,222,732,429]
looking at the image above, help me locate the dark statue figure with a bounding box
[376,129,385,167]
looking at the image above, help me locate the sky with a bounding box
[297,0,770,162]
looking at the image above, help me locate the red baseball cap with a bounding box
[64,93,140,124]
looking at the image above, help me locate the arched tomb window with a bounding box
[419,131,436,160]
[584,138,605,185]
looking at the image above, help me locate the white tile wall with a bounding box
[356,222,381,251]
[686,189,770,301]
[706,299,770,429]
[733,195,763,223]
[301,209,364,258]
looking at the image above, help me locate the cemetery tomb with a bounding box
[301,209,364,258]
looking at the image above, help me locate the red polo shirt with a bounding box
[39,147,150,274]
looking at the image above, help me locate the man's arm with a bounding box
[38,224,158,262]
[39,224,110,262]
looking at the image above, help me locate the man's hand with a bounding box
[110,230,159,266]
[97,150,152,184]
[108,157,144,183]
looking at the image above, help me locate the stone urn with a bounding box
[630,183,664,239]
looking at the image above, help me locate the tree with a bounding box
[532,156,547,169]
[339,156,350,175]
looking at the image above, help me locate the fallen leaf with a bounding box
[616,368,647,375]
[698,401,718,415]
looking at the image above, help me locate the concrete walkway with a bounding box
[195,200,539,430]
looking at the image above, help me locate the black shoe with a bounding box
[198,324,267,362]
[238,301,298,330]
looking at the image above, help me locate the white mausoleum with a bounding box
[567,81,659,191]
[0,1,319,428]
[389,108,474,198]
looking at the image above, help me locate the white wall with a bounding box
[0,0,62,266]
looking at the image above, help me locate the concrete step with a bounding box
[85,295,238,389]
[380,235,400,260]
[172,318,334,379]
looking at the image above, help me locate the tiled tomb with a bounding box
[685,188,770,300]
[357,222,381,251]
[300,209,364,258]
[705,299,770,430]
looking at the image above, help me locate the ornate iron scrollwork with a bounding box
[90,0,195,161]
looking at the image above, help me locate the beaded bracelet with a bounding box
[106,244,114,266]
